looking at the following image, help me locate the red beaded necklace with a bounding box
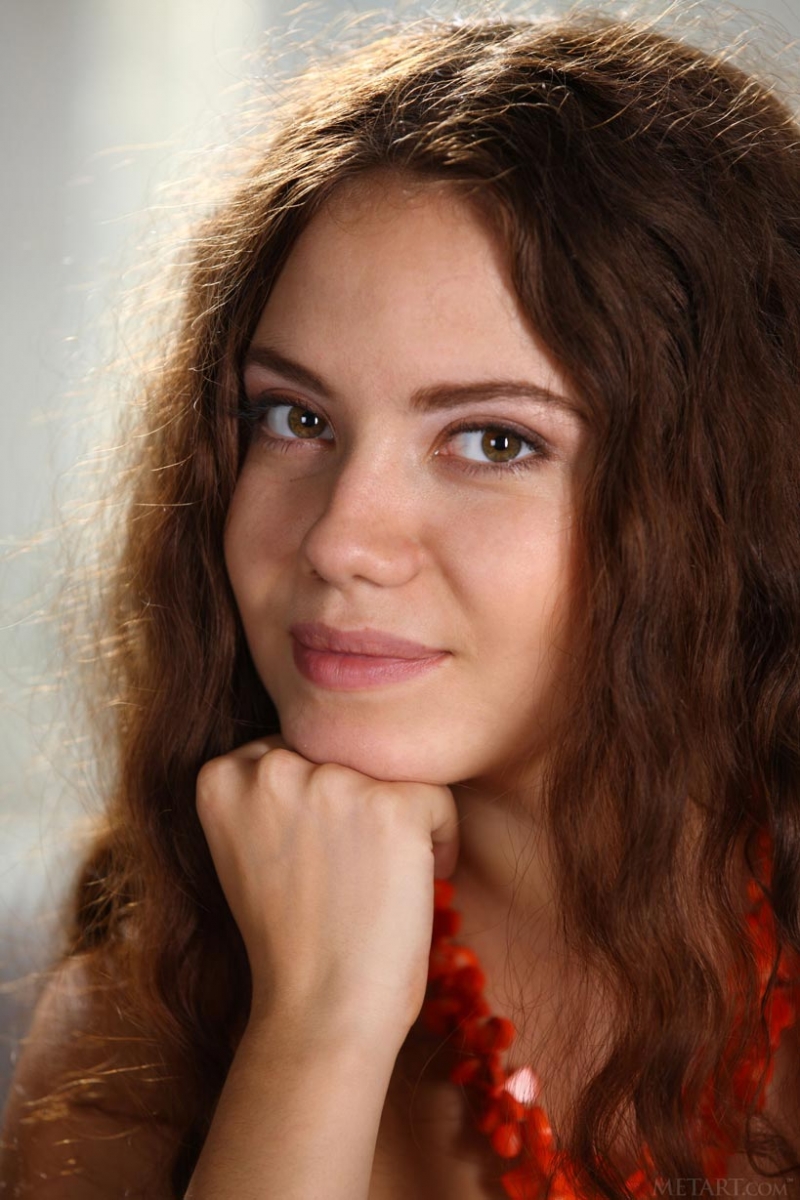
[419,828,800,1200]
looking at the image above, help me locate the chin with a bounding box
[278,712,456,785]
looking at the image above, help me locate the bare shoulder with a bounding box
[0,952,184,1198]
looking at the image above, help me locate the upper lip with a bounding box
[290,622,445,659]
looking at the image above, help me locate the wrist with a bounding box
[244,1001,407,1066]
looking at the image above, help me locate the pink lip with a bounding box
[290,622,443,658]
[289,622,449,691]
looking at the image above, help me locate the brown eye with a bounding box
[264,402,334,441]
[480,429,524,462]
[441,424,545,471]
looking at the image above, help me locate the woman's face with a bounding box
[224,178,590,786]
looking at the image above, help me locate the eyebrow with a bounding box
[243,343,585,421]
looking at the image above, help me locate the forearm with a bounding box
[183,1017,399,1200]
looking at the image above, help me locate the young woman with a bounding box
[2,8,800,1198]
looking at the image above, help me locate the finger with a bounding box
[227,734,290,761]
[429,788,461,880]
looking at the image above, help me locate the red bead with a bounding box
[745,910,769,954]
[428,944,458,979]
[463,1019,490,1052]
[449,1056,482,1086]
[450,944,480,971]
[625,1167,650,1198]
[423,855,799,1195]
[494,1016,517,1049]
[454,963,487,994]
[549,1169,580,1200]
[497,1091,525,1124]
[484,1056,509,1093]
[777,948,800,984]
[525,1105,555,1148]
[433,907,462,939]
[765,988,793,1036]
[491,1121,524,1158]
[472,1015,516,1053]
[419,995,462,1035]
[477,1101,502,1135]
[461,1017,501,1057]
[500,1165,545,1200]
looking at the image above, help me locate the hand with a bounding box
[195,735,460,1048]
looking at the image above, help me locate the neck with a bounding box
[442,776,569,1054]
[449,776,557,925]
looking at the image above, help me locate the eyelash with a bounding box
[239,393,552,476]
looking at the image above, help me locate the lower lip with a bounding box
[291,640,449,691]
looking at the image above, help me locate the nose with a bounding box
[300,450,424,589]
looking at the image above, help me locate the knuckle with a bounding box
[195,756,230,806]
[310,761,353,790]
[255,747,299,785]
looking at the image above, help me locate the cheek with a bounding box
[452,507,578,717]
[442,496,574,623]
[223,469,309,598]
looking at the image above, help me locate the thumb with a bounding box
[431,811,460,880]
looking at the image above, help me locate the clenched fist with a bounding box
[196,736,460,1050]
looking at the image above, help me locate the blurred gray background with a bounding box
[1,0,799,1114]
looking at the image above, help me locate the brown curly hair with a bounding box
[5,5,800,1196]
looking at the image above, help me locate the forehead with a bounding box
[251,175,573,404]
[266,175,505,308]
